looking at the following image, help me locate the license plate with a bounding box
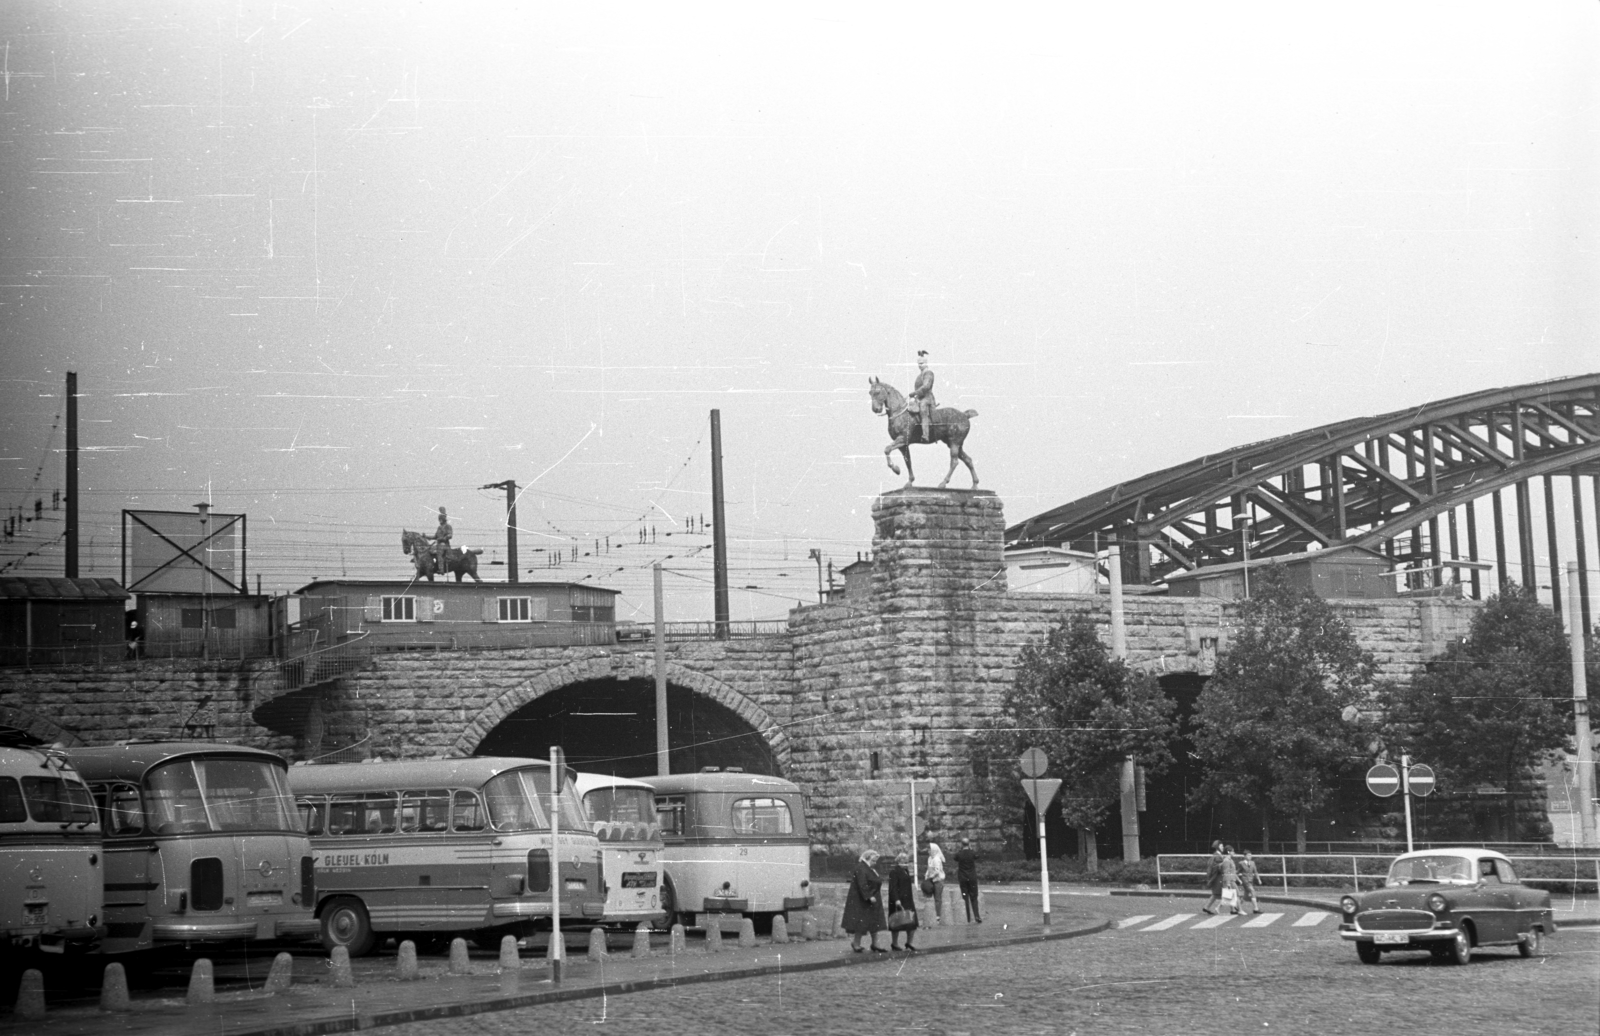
[565,879,587,891]
[621,872,657,889]
[247,891,283,907]
[1374,933,1409,945]
[23,904,47,923]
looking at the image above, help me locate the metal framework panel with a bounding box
[122,509,247,594]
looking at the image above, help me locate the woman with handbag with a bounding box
[923,841,947,925]
[886,851,920,952]
[842,849,887,953]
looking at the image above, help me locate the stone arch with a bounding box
[0,705,86,747]
[451,657,792,773]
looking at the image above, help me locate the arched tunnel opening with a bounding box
[473,678,779,779]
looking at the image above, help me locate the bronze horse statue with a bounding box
[868,376,979,489]
[401,529,483,583]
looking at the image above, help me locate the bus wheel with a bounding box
[321,898,376,957]
[658,876,682,930]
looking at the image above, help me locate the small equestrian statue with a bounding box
[401,520,483,582]
[868,350,979,489]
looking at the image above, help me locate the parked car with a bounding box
[1338,848,1555,964]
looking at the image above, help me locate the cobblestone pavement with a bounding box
[383,892,1599,1036]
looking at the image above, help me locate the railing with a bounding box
[275,632,373,694]
[1156,853,1600,895]
[614,620,788,642]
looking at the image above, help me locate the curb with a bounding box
[127,918,1113,1036]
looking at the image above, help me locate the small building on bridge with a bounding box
[0,577,128,666]
[1163,544,1395,601]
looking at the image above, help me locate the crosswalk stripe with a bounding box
[1140,914,1197,931]
[1117,915,1156,929]
[1241,912,1283,928]
[1191,912,1236,929]
[1293,911,1331,927]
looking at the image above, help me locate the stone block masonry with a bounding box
[0,489,1480,861]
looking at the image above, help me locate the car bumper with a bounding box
[1339,922,1458,945]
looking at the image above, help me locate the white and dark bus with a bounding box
[573,772,666,928]
[643,769,812,929]
[290,756,605,955]
[0,744,104,956]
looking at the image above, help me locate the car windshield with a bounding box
[1385,854,1474,886]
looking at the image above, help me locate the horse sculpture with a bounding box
[868,376,979,489]
[401,529,483,583]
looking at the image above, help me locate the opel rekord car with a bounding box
[1338,848,1555,964]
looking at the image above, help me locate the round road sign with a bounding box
[1407,764,1436,797]
[1019,747,1048,778]
[1365,763,1400,797]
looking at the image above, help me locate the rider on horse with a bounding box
[432,507,453,574]
[910,350,937,442]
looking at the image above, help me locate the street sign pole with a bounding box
[1033,776,1050,930]
[549,744,564,983]
[1401,754,1415,853]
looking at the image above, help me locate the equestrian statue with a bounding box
[868,350,979,489]
[402,511,483,582]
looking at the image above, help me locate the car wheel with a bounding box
[1356,942,1382,965]
[1518,928,1542,958]
[1449,926,1472,965]
[321,897,376,957]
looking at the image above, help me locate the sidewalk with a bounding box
[1,898,1106,1036]
[1103,884,1600,927]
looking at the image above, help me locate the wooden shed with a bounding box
[1163,545,1396,600]
[133,592,273,659]
[290,579,621,652]
[0,577,128,666]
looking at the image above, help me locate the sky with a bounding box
[1,1,1596,623]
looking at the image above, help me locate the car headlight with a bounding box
[1340,896,1358,915]
[1427,893,1448,913]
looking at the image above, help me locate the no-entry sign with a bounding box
[1366,763,1400,797]
[1407,764,1436,797]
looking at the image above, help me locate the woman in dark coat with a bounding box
[841,849,887,953]
[886,850,920,952]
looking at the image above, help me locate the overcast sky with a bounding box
[1,1,1595,622]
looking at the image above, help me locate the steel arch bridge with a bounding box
[1007,372,1600,629]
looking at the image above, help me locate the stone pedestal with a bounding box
[870,489,1006,599]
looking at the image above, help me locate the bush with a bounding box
[978,854,1159,887]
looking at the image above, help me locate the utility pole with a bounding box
[481,481,520,583]
[808,548,823,604]
[710,410,729,639]
[1110,542,1141,864]
[654,562,669,777]
[65,372,78,577]
[1569,562,1597,846]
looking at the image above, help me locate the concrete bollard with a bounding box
[264,952,295,994]
[329,946,356,989]
[737,917,757,948]
[187,958,216,1004]
[800,914,817,941]
[100,962,131,1011]
[587,926,609,962]
[669,923,686,955]
[16,969,46,1020]
[631,923,651,958]
[824,907,841,939]
[448,937,471,974]
[397,940,419,981]
[771,914,789,944]
[499,934,520,970]
[704,923,723,953]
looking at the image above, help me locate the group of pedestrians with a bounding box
[843,837,983,953]
[1202,840,1261,915]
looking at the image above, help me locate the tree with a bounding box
[1190,566,1379,852]
[1379,582,1576,840]
[979,613,1175,870]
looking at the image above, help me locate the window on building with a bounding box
[382,596,416,622]
[499,597,531,622]
[181,609,205,629]
[212,608,237,629]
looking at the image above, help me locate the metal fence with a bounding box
[1156,853,1600,894]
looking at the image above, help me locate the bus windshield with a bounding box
[483,769,587,833]
[584,786,656,825]
[19,776,97,825]
[146,757,298,834]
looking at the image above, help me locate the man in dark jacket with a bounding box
[954,837,982,923]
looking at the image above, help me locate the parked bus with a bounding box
[643,768,812,930]
[573,772,667,928]
[289,756,606,956]
[71,741,318,954]
[0,744,104,956]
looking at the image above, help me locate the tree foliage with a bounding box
[1189,566,1379,846]
[980,613,1176,847]
[1378,582,1575,831]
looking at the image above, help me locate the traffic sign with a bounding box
[1019,748,1049,778]
[1407,764,1436,797]
[1021,778,1062,812]
[1366,763,1400,797]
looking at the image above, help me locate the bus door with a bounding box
[93,781,156,953]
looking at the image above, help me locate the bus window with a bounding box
[451,791,485,832]
[147,761,210,833]
[195,758,297,833]
[483,772,547,831]
[21,776,97,825]
[400,790,450,833]
[298,800,325,836]
[0,777,25,823]
[95,782,146,835]
[585,785,656,825]
[731,797,793,835]
[327,793,397,835]
[657,795,687,837]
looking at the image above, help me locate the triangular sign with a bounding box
[1021,778,1062,813]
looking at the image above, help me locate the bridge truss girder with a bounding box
[1007,373,1600,628]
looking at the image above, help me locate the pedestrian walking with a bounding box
[842,849,887,953]
[886,851,920,951]
[1221,845,1241,915]
[923,840,947,925]
[954,837,982,923]
[1201,840,1225,915]
[1237,849,1262,914]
